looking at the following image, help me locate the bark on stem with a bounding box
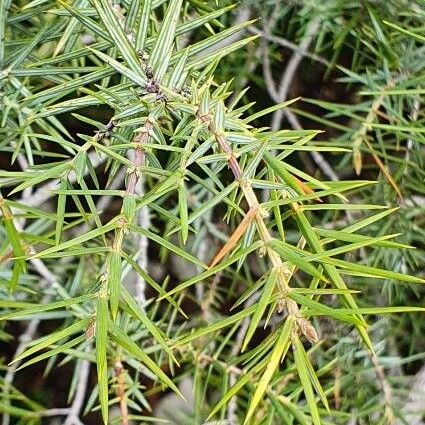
[114,360,129,425]
[199,113,305,324]
[108,119,154,313]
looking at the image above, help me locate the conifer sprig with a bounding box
[0,1,424,424]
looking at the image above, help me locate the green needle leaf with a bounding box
[94,0,142,74]
[293,334,322,425]
[178,180,189,244]
[108,321,184,399]
[11,318,91,365]
[148,0,183,80]
[242,268,279,352]
[108,250,121,321]
[0,294,96,321]
[96,282,109,425]
[244,316,294,424]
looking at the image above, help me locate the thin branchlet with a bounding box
[198,109,315,340]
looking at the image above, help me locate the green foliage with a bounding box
[0,0,424,424]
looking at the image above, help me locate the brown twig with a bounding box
[110,119,154,307]
[114,360,129,425]
[198,110,314,340]
[126,126,152,306]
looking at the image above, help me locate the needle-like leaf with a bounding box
[293,334,322,425]
[96,282,109,425]
[244,316,294,424]
[149,0,183,81]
